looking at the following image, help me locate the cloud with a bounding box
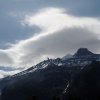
[0,50,14,66]
[0,7,100,77]
[23,8,100,35]
[0,70,21,78]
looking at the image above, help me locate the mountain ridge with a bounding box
[0,48,100,100]
[2,48,100,80]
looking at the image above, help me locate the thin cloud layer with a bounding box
[0,7,100,77]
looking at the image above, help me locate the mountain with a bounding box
[74,48,94,56]
[0,62,78,100]
[0,48,100,100]
[63,61,100,100]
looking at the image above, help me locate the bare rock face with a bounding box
[74,48,94,57]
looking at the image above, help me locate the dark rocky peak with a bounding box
[74,48,94,57]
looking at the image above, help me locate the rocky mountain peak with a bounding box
[74,48,94,57]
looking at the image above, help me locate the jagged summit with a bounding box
[74,48,94,57]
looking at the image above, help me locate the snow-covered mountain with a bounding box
[3,48,99,79]
[25,48,100,72]
[35,48,100,68]
[0,48,100,100]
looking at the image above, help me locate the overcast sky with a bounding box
[0,0,100,78]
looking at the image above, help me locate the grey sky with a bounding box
[0,0,100,78]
